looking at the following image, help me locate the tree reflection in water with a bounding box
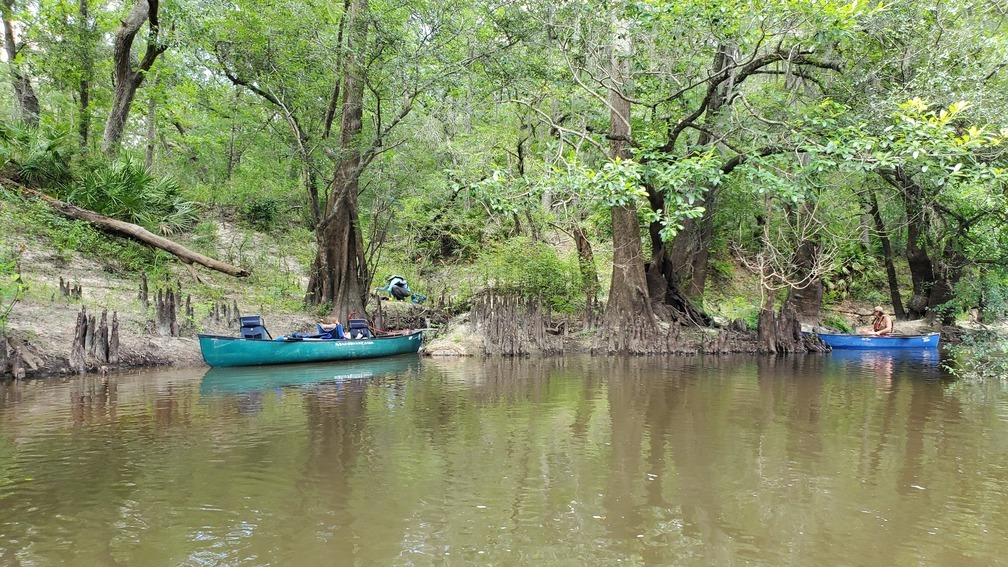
[71,375,118,427]
[4,351,1001,566]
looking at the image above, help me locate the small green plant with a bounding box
[954,269,1008,324]
[0,246,27,331]
[0,122,73,185]
[241,196,283,231]
[243,253,307,312]
[945,330,1008,381]
[822,313,852,333]
[707,257,735,283]
[315,301,334,319]
[824,244,879,301]
[190,220,220,256]
[711,295,760,330]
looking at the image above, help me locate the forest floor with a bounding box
[0,218,962,379]
[2,250,314,378]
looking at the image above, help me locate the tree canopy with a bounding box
[2,0,1007,351]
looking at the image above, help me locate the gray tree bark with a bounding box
[1,0,39,127]
[601,16,658,353]
[102,0,167,156]
[305,0,369,323]
[78,0,93,148]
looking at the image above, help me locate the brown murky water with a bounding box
[0,351,1006,566]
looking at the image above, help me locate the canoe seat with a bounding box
[316,323,344,339]
[240,315,272,340]
[348,318,372,339]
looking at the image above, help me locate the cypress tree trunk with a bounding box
[928,243,965,326]
[145,95,156,168]
[647,44,734,310]
[77,0,93,148]
[601,16,658,353]
[574,224,600,327]
[881,167,932,320]
[784,238,823,320]
[757,294,777,354]
[306,0,369,322]
[905,210,934,319]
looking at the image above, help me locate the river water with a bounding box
[0,352,1006,566]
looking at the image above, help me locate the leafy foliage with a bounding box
[0,123,73,185]
[0,0,1005,335]
[823,243,879,303]
[59,157,199,235]
[822,313,852,334]
[711,295,760,331]
[946,330,1008,381]
[401,185,488,262]
[475,237,585,314]
[241,197,284,232]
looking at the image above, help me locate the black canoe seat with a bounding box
[347,318,372,339]
[240,315,272,340]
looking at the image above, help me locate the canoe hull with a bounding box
[814,332,940,350]
[198,331,424,367]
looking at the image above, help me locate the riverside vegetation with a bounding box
[0,0,1006,378]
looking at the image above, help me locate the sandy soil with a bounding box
[2,219,459,378]
[3,229,317,378]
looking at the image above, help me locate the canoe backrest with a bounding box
[348,318,372,339]
[240,315,271,340]
[316,323,344,339]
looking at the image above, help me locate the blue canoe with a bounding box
[198,330,424,367]
[812,332,940,350]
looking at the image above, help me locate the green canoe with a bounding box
[198,330,424,368]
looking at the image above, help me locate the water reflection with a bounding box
[0,379,22,407]
[200,354,421,395]
[3,355,1008,566]
[824,348,945,382]
[70,375,118,426]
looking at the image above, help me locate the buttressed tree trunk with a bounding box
[306,0,369,323]
[783,200,823,321]
[783,238,823,320]
[1,0,40,127]
[102,0,167,156]
[601,17,658,353]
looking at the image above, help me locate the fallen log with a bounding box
[18,185,250,278]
